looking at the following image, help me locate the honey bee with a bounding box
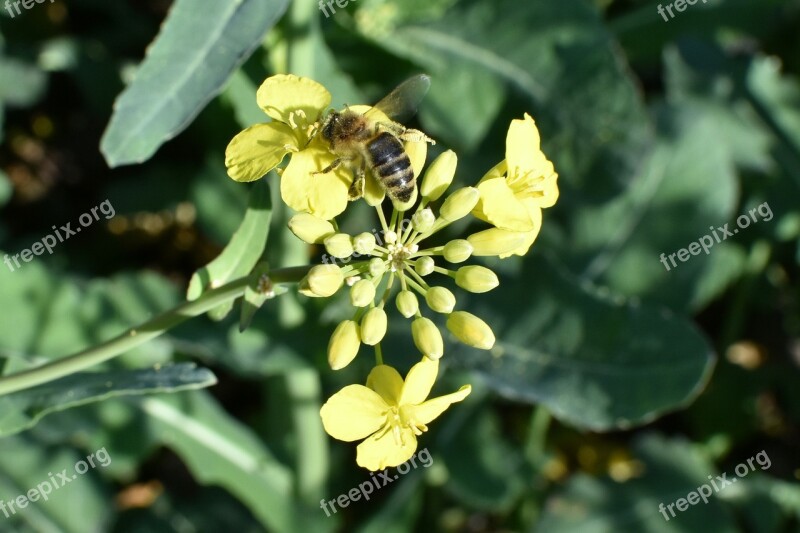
[313,74,435,211]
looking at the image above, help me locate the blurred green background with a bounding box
[0,0,799,531]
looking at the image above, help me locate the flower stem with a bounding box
[0,265,313,397]
[374,343,384,366]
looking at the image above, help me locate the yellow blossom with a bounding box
[320,358,471,471]
[472,113,559,257]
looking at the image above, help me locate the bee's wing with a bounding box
[365,74,431,124]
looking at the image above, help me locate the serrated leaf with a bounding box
[187,179,272,321]
[0,363,216,437]
[100,0,290,167]
[452,255,715,431]
[136,390,295,533]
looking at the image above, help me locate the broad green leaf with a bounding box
[567,102,745,312]
[356,0,653,195]
[187,179,272,320]
[452,255,715,431]
[0,363,216,437]
[536,434,738,532]
[135,390,295,533]
[100,0,290,167]
[0,435,111,533]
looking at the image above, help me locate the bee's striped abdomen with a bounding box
[367,132,415,202]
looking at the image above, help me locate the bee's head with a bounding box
[320,110,339,141]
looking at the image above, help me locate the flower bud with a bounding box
[383,230,398,244]
[395,290,419,318]
[425,286,456,314]
[455,266,499,293]
[328,320,361,370]
[420,150,457,201]
[353,232,376,255]
[324,233,354,259]
[369,257,386,277]
[443,239,473,263]
[440,187,480,223]
[415,256,435,276]
[350,279,376,307]
[288,213,335,244]
[412,317,444,360]
[360,307,388,345]
[411,208,435,233]
[447,311,495,350]
[467,228,527,257]
[299,265,343,297]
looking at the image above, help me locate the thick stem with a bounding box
[0,265,312,397]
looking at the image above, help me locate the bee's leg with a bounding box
[312,158,343,175]
[348,161,366,201]
[398,128,436,145]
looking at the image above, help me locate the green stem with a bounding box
[0,266,312,397]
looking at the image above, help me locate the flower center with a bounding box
[385,242,419,272]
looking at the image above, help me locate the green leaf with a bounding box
[0,169,11,207]
[452,255,715,431]
[100,0,290,167]
[356,0,653,193]
[0,363,216,437]
[187,179,272,321]
[0,435,112,533]
[0,57,47,107]
[135,390,295,533]
[536,434,738,532]
[239,262,287,332]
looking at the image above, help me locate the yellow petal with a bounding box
[473,177,534,231]
[478,160,508,185]
[225,123,296,183]
[320,385,389,442]
[506,113,542,175]
[399,358,439,406]
[280,143,350,219]
[366,365,404,406]
[409,385,471,425]
[363,172,386,206]
[356,425,418,471]
[256,74,331,125]
[499,198,542,258]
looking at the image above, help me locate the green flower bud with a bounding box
[324,233,354,259]
[411,208,435,233]
[360,307,388,345]
[299,265,343,297]
[350,279,376,307]
[395,290,419,318]
[440,187,480,223]
[446,311,495,350]
[384,230,398,244]
[288,213,335,244]
[420,150,457,201]
[353,232,376,255]
[443,239,473,263]
[412,317,444,360]
[467,228,527,257]
[369,257,386,277]
[415,256,435,276]
[455,266,499,293]
[425,286,456,313]
[328,320,361,370]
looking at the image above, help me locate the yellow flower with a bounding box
[472,113,559,257]
[320,358,470,471]
[225,74,429,220]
